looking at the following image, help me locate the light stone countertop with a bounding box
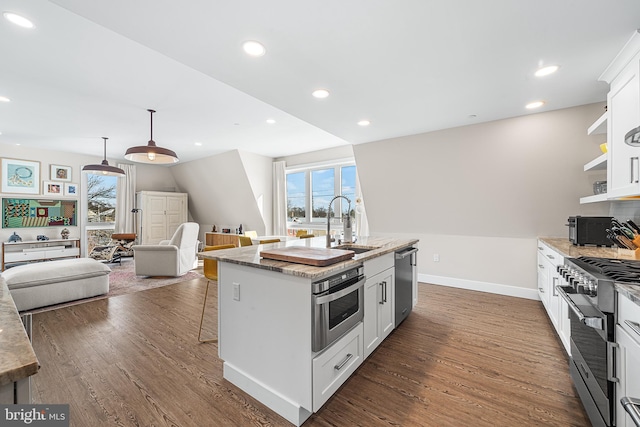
[198,235,419,280]
[539,237,640,307]
[0,277,39,386]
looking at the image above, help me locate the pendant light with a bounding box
[124,109,179,164]
[82,137,126,177]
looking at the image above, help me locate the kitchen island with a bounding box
[199,236,418,426]
[0,277,39,404]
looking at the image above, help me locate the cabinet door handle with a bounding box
[538,264,544,269]
[632,157,640,184]
[334,353,353,371]
[607,342,619,383]
[379,282,384,305]
[538,287,545,293]
[552,277,558,296]
[383,281,387,303]
[625,320,640,339]
[546,254,555,260]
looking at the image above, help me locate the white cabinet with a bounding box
[536,241,570,355]
[586,30,640,201]
[616,294,640,427]
[607,59,640,198]
[136,191,187,244]
[363,253,395,359]
[312,323,363,411]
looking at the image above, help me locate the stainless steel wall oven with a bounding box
[312,266,365,352]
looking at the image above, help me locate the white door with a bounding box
[145,195,167,244]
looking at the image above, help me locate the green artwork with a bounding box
[2,198,77,228]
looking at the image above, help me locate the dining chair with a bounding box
[259,238,281,244]
[198,244,236,343]
[238,236,253,247]
[244,230,258,239]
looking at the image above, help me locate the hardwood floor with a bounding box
[30,280,591,426]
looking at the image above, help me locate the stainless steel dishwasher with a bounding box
[395,246,418,327]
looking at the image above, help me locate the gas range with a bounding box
[558,256,640,314]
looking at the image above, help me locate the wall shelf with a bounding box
[580,193,608,204]
[584,153,607,171]
[587,111,608,135]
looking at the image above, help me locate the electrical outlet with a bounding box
[433,253,440,262]
[233,282,240,301]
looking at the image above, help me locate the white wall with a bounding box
[169,150,272,242]
[353,103,611,297]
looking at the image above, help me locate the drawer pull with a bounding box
[625,320,640,339]
[334,353,353,371]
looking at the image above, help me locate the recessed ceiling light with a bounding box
[194,142,202,146]
[535,65,559,77]
[3,12,34,29]
[0,96,10,103]
[266,119,276,124]
[312,89,330,99]
[357,120,370,126]
[526,100,545,109]
[242,40,266,57]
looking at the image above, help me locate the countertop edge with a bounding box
[199,236,419,280]
[0,278,40,386]
[538,237,640,308]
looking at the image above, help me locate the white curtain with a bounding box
[355,172,370,238]
[114,163,137,234]
[272,161,287,235]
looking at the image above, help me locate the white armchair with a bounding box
[132,222,200,277]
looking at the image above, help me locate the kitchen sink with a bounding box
[333,244,379,254]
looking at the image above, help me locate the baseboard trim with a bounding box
[419,273,540,301]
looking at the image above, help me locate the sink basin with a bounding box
[333,244,379,254]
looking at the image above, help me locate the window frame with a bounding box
[286,158,356,231]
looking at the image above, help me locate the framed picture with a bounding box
[64,183,78,197]
[50,164,72,182]
[43,181,63,195]
[1,158,41,195]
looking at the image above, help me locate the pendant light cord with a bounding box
[102,137,108,160]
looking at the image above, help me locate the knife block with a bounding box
[617,248,640,259]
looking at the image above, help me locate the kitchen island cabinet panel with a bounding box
[218,262,314,422]
[364,266,395,359]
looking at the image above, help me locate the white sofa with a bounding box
[1,258,110,311]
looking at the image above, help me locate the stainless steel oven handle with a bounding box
[621,397,640,427]
[314,277,365,305]
[555,285,603,330]
[625,320,640,339]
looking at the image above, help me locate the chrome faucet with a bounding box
[326,195,351,248]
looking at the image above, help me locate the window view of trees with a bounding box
[86,174,117,252]
[286,172,305,221]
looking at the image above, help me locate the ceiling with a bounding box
[1,0,640,164]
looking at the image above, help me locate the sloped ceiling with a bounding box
[170,150,269,236]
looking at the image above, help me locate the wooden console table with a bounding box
[2,238,81,270]
[205,232,241,247]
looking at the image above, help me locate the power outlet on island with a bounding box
[233,282,240,301]
[433,253,440,262]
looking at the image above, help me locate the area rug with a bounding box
[23,258,204,314]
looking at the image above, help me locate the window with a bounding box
[85,174,118,252]
[286,160,357,233]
